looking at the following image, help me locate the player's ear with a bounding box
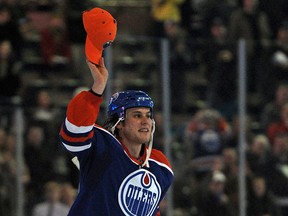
[116,121,123,129]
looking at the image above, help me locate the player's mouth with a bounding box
[139,128,149,132]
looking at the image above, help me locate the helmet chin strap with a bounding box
[142,119,155,167]
[111,117,124,134]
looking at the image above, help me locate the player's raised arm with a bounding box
[60,7,117,138]
[86,58,108,95]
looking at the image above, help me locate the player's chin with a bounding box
[138,134,150,143]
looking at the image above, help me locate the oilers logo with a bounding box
[200,129,221,153]
[118,169,161,216]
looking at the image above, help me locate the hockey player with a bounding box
[59,8,174,215]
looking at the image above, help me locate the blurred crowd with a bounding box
[0,0,288,216]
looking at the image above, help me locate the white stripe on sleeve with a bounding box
[65,118,94,134]
[62,142,92,152]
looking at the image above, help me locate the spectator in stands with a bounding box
[150,0,192,113]
[202,0,237,39]
[265,21,288,95]
[24,124,54,215]
[215,147,254,215]
[246,134,270,176]
[34,89,52,117]
[32,181,69,216]
[0,131,30,216]
[26,89,61,151]
[0,3,23,60]
[166,20,191,113]
[264,133,288,198]
[60,182,76,208]
[40,14,71,72]
[0,39,21,98]
[150,0,185,38]
[32,89,58,123]
[258,0,288,39]
[260,82,288,131]
[0,39,22,130]
[225,114,254,148]
[195,170,234,216]
[20,1,71,75]
[247,175,281,216]
[64,0,91,83]
[202,17,237,121]
[184,108,231,182]
[267,102,288,143]
[221,147,240,215]
[222,148,238,177]
[228,0,272,98]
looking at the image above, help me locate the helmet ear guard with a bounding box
[110,116,124,135]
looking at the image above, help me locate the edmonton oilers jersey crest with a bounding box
[118,169,161,216]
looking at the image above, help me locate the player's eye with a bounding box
[134,113,142,118]
[146,113,152,119]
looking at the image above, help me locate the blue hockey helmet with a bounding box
[107,90,154,119]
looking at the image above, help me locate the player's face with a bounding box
[118,107,153,146]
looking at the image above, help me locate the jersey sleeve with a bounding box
[150,149,173,173]
[66,90,103,126]
[59,90,103,154]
